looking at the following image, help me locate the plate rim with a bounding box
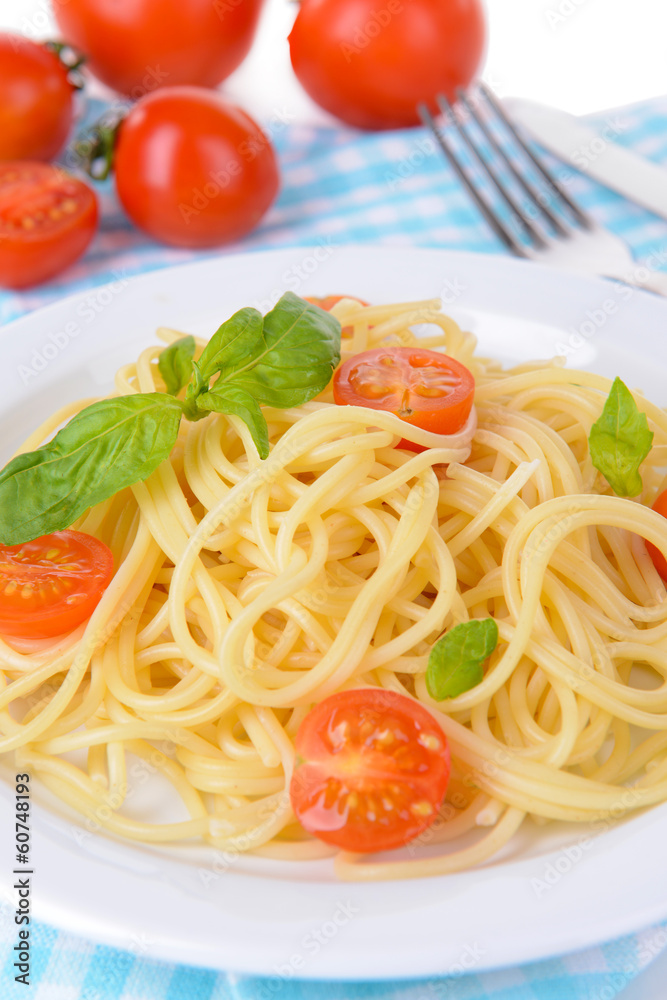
[2,244,667,979]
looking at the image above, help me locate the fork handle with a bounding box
[628,270,667,297]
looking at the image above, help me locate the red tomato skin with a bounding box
[647,490,667,581]
[0,531,114,639]
[0,35,73,161]
[290,688,451,853]
[289,0,486,130]
[54,0,265,96]
[0,163,98,290]
[114,88,279,249]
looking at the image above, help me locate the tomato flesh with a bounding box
[0,531,114,639]
[647,490,667,581]
[0,163,98,289]
[333,346,475,450]
[0,34,73,161]
[290,688,450,853]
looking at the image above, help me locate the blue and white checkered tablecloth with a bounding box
[2,94,667,998]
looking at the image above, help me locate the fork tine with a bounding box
[436,94,548,251]
[418,103,529,258]
[455,87,570,238]
[478,82,592,230]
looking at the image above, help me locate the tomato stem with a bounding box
[74,111,125,181]
[43,40,86,90]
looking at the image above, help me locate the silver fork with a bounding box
[419,83,667,297]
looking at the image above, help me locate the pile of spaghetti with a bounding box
[3,295,667,882]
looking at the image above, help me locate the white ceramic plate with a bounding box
[2,246,667,980]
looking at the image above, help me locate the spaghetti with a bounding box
[3,295,667,882]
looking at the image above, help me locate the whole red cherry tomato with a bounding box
[289,0,486,130]
[0,34,74,161]
[113,87,279,249]
[0,163,98,289]
[54,0,265,96]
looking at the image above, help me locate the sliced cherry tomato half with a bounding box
[0,530,114,639]
[305,294,369,337]
[646,490,667,581]
[290,688,450,853]
[305,294,369,312]
[0,162,98,289]
[333,346,475,450]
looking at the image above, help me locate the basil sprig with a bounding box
[426,618,498,701]
[188,294,342,411]
[588,377,653,497]
[0,293,340,545]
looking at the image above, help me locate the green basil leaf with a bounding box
[219,292,341,407]
[197,385,270,459]
[197,307,264,384]
[589,377,653,497]
[0,394,183,545]
[158,335,196,397]
[426,618,498,701]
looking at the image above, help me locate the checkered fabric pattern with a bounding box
[2,95,667,324]
[2,95,667,997]
[1,919,667,998]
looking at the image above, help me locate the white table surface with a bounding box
[1,0,667,995]
[0,0,666,119]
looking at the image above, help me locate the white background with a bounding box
[1,0,667,996]
[0,0,666,120]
